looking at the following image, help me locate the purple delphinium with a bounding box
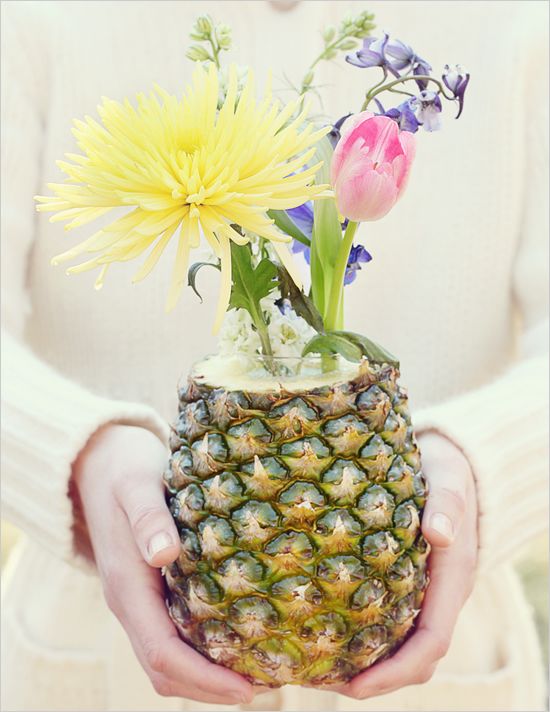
[286,201,314,242]
[328,113,352,149]
[412,91,443,132]
[443,64,470,118]
[375,98,421,133]
[413,59,433,90]
[346,33,432,84]
[346,34,396,74]
[292,239,372,285]
[290,237,311,264]
[344,245,372,285]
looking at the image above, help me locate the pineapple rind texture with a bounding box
[164,360,429,687]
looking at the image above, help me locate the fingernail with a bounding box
[147,532,173,558]
[430,512,454,541]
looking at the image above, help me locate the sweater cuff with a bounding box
[1,331,170,570]
[413,355,549,571]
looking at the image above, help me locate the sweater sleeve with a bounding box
[413,22,549,572]
[0,4,169,566]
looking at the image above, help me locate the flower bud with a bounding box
[196,15,213,36]
[302,70,315,88]
[186,45,212,62]
[331,113,416,222]
[340,39,358,51]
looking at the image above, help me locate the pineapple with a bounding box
[163,358,429,687]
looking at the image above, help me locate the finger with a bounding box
[144,639,255,705]
[421,446,469,548]
[341,545,467,700]
[116,477,180,567]
[125,577,254,704]
[105,528,254,704]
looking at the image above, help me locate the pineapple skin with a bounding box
[163,360,429,687]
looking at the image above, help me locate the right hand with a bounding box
[73,423,255,705]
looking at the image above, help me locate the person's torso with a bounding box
[24,0,530,423]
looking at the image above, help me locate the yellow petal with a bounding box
[212,235,232,334]
[165,218,192,312]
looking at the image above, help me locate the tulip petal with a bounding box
[336,164,399,223]
[331,111,375,182]
[393,130,416,193]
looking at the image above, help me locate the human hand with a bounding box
[73,424,255,705]
[337,431,478,700]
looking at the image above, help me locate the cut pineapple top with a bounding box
[191,353,365,393]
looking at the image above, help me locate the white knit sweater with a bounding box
[1,2,548,711]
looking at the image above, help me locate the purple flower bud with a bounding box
[344,244,372,285]
[412,91,443,132]
[328,113,352,148]
[413,58,433,90]
[442,64,470,118]
[275,297,293,315]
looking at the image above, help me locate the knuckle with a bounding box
[439,486,466,516]
[144,641,166,675]
[130,503,166,534]
[151,675,173,697]
[429,631,451,659]
[415,666,436,684]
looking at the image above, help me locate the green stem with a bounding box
[207,36,220,69]
[362,75,455,111]
[325,220,359,331]
[250,304,276,372]
[299,35,354,98]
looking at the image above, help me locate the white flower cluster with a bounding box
[217,308,262,357]
[217,296,317,360]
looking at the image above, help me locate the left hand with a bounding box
[337,431,478,700]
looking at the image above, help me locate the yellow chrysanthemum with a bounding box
[35,63,329,329]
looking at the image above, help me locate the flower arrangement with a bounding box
[36,10,468,373]
[37,10,470,687]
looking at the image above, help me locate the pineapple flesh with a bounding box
[163,359,429,687]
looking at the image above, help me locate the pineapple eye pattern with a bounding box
[165,362,429,686]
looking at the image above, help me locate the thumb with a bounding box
[420,435,470,548]
[119,477,181,567]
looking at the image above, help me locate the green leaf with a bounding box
[188,261,220,302]
[311,136,343,321]
[268,209,310,247]
[277,266,324,332]
[302,333,363,362]
[301,329,400,366]
[332,330,400,366]
[228,242,278,313]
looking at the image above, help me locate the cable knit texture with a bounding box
[1,2,548,711]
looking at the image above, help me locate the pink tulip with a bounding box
[331,112,416,222]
